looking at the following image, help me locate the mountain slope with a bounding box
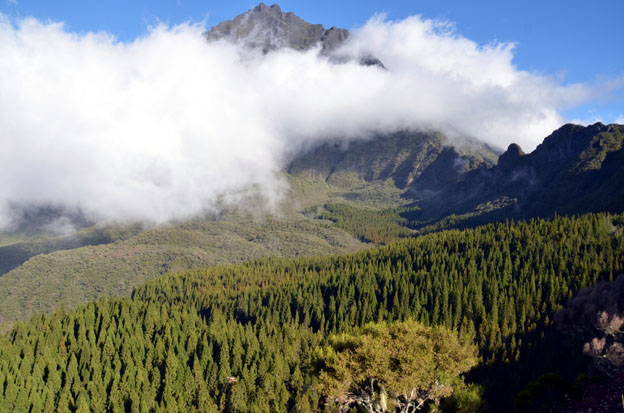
[407,122,624,227]
[0,214,365,324]
[288,130,499,190]
[0,224,142,277]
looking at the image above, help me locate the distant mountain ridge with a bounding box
[409,122,624,224]
[205,3,348,54]
[206,3,624,227]
[205,3,385,67]
[288,122,624,229]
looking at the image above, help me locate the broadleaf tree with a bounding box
[313,320,479,412]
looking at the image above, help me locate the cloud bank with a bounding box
[0,14,604,226]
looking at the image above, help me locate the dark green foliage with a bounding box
[0,298,320,412]
[513,373,581,412]
[0,213,622,411]
[306,203,414,244]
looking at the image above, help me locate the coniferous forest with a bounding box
[1,213,622,412]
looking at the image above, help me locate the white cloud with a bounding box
[0,14,611,226]
[616,116,624,124]
[333,15,597,147]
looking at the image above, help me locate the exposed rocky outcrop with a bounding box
[205,3,385,68]
[205,3,349,55]
[414,122,624,222]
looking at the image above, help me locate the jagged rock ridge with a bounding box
[412,122,624,223]
[205,3,349,54]
[205,3,386,68]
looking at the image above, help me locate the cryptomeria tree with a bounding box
[313,320,478,412]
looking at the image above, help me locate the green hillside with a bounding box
[303,203,415,244]
[0,157,420,326]
[0,224,143,277]
[0,214,365,324]
[0,164,418,326]
[289,123,624,232]
[1,213,622,411]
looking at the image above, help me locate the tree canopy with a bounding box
[314,320,478,412]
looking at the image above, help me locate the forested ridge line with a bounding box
[1,212,622,411]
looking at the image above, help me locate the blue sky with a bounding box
[1,0,623,123]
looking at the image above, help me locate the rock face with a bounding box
[205,3,349,54]
[288,130,499,190]
[414,122,624,223]
[290,121,624,227]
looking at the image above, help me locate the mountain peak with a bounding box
[530,122,610,167]
[206,3,349,54]
[497,143,525,168]
[253,3,283,14]
[254,3,280,10]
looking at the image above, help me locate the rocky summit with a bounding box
[205,3,349,54]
